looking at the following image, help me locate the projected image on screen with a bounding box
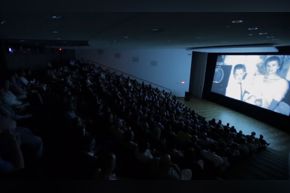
[211,55,290,116]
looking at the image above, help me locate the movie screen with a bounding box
[211,55,290,116]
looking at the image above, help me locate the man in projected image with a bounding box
[225,64,249,101]
[244,56,289,115]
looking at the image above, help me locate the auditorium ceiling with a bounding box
[1,0,290,49]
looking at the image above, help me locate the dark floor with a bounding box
[180,97,290,179]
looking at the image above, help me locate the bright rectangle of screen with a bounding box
[211,55,290,116]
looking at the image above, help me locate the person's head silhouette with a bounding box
[264,56,282,76]
[233,64,247,83]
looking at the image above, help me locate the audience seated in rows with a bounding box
[0,60,270,180]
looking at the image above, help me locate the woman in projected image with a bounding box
[244,56,289,115]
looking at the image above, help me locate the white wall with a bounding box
[76,48,192,97]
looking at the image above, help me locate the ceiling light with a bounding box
[258,32,268,35]
[266,35,275,39]
[0,19,6,25]
[271,38,279,41]
[51,15,62,20]
[151,27,161,32]
[231,19,244,24]
[248,27,259,31]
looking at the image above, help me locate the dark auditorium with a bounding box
[1,1,290,191]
